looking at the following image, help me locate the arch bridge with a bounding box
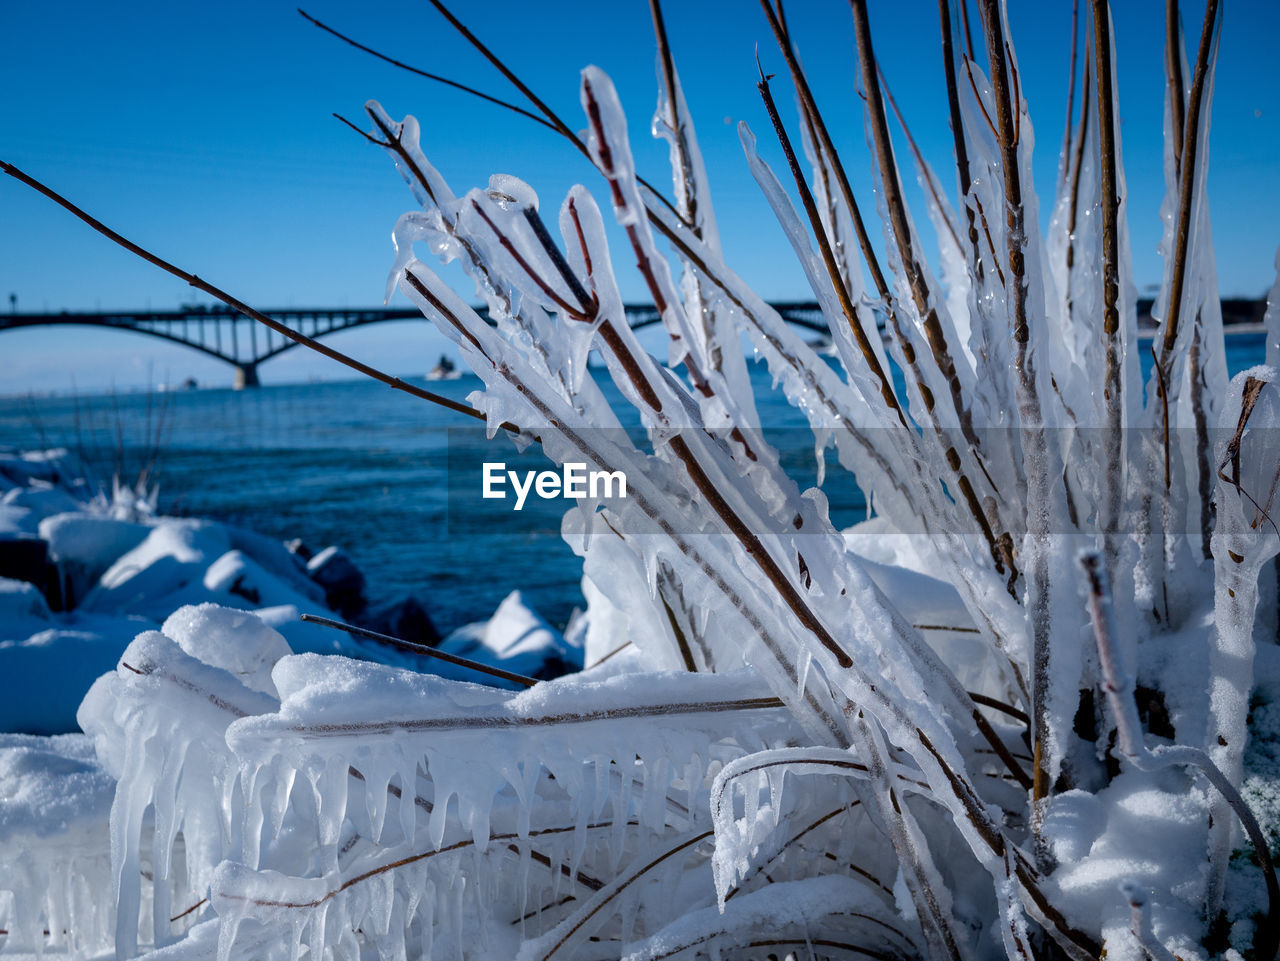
[1,302,828,388]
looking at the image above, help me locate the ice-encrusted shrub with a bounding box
[8,0,1280,959]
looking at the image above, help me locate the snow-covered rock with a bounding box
[1,449,585,740]
[305,543,366,613]
[39,512,150,605]
[225,524,324,603]
[0,576,54,640]
[2,485,84,521]
[81,521,232,619]
[0,733,113,840]
[203,548,325,612]
[439,589,581,685]
[0,504,39,536]
[0,458,374,734]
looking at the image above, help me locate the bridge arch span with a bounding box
[2,302,830,386]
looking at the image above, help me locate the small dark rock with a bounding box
[285,538,314,562]
[0,536,50,594]
[306,545,366,617]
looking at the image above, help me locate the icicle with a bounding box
[1264,247,1280,369]
[796,646,813,701]
[638,754,664,838]
[611,767,634,873]
[363,756,393,847]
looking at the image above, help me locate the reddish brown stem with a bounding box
[752,70,903,422]
[0,160,515,433]
[1059,0,1081,189]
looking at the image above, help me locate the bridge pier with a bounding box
[233,363,260,390]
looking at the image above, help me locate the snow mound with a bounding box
[0,576,54,640]
[39,512,150,604]
[161,603,293,697]
[0,615,142,734]
[2,485,84,522]
[82,521,232,619]
[439,589,581,684]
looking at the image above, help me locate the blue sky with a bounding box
[2,0,1278,393]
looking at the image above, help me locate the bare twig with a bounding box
[938,0,1008,304]
[219,820,621,912]
[958,0,977,60]
[299,613,540,688]
[648,0,699,236]
[169,898,207,923]
[585,640,632,670]
[1059,0,1081,189]
[307,4,690,228]
[1190,323,1214,558]
[878,67,963,254]
[968,692,1031,726]
[298,9,558,132]
[756,0,893,309]
[0,160,521,434]
[1064,61,1092,296]
[422,0,580,148]
[659,578,701,673]
[1164,0,1187,177]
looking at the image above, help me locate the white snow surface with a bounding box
[437,589,582,684]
